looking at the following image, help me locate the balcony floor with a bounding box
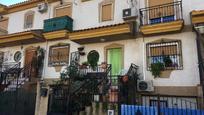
[140,20,184,35]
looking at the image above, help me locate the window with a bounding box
[99,0,114,22]
[148,0,175,24]
[49,44,70,66]
[24,11,34,29]
[146,40,183,70]
[0,18,8,31]
[55,4,72,17]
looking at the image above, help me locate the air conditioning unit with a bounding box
[195,26,204,34]
[123,8,138,20]
[137,80,154,92]
[38,2,48,13]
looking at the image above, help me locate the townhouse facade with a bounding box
[0,0,204,115]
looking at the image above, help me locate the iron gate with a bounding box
[0,88,36,115]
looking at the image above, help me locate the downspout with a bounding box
[194,29,204,98]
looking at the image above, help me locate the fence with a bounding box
[121,94,202,115]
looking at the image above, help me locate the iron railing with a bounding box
[121,95,202,115]
[0,61,37,115]
[0,61,34,91]
[48,64,112,114]
[139,1,183,26]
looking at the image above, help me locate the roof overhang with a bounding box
[69,23,133,44]
[0,30,45,47]
[1,0,60,14]
[191,10,204,25]
[0,4,7,14]
[43,30,69,40]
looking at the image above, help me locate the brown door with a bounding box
[148,0,174,19]
[25,48,37,78]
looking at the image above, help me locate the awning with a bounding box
[69,23,135,44]
[0,30,45,47]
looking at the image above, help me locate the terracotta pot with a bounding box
[101,63,107,69]
[122,75,128,82]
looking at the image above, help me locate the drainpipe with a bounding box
[194,29,204,98]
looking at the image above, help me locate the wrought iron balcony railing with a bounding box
[139,1,183,26]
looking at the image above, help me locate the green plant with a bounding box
[60,63,79,81]
[37,47,45,68]
[150,62,164,78]
[87,50,99,70]
[82,61,89,66]
[163,56,172,67]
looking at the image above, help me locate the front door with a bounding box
[107,48,123,76]
[25,48,37,78]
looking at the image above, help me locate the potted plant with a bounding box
[150,62,164,78]
[101,62,107,69]
[163,56,172,67]
[80,61,89,69]
[36,46,45,77]
[87,50,99,70]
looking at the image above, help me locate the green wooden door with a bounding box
[107,48,123,75]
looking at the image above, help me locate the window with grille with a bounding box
[49,45,70,66]
[24,11,34,29]
[146,40,183,70]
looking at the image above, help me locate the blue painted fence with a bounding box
[121,105,204,115]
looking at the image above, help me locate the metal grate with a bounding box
[146,40,183,70]
[139,1,183,26]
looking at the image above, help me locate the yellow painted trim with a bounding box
[70,23,130,40]
[191,10,204,16]
[192,16,204,24]
[191,10,204,24]
[0,7,7,13]
[140,20,184,35]
[0,31,43,44]
[43,30,68,40]
[0,34,34,44]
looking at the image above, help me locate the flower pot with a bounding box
[78,46,84,51]
[79,51,85,56]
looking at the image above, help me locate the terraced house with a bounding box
[0,0,204,115]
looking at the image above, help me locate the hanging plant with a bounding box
[87,50,99,70]
[36,47,45,77]
[150,62,164,78]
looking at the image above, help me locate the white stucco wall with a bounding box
[0,0,202,87]
[3,0,204,34]
[0,39,80,79]
[79,32,200,87]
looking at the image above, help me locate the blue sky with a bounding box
[0,0,26,6]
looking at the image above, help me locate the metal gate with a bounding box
[0,62,37,115]
[0,89,36,115]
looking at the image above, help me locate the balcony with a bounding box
[43,16,73,40]
[191,10,204,25]
[139,1,184,35]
